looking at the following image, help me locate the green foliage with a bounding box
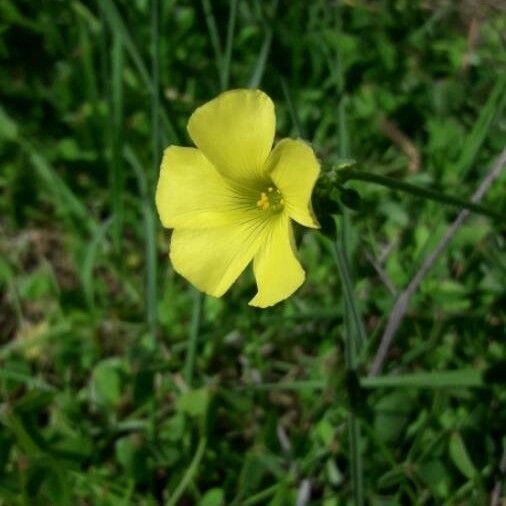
[1,0,505,504]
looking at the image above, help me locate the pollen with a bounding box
[257,187,284,211]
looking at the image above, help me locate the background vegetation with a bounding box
[1,0,505,504]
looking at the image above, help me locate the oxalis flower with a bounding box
[155,89,320,307]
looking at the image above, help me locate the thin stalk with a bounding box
[147,3,160,496]
[148,0,160,337]
[184,288,203,387]
[201,0,223,83]
[110,31,124,254]
[242,484,279,506]
[221,0,238,90]
[338,168,505,222]
[280,77,306,139]
[361,370,484,389]
[165,438,207,506]
[239,380,324,391]
[332,4,364,503]
[248,0,278,88]
[333,231,365,506]
[100,0,178,143]
[348,411,363,504]
[332,240,367,355]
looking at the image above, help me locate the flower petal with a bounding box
[187,89,275,185]
[249,215,305,308]
[170,215,270,297]
[156,146,241,229]
[266,138,320,228]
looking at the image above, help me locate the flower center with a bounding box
[256,186,284,212]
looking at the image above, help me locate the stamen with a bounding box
[256,186,284,212]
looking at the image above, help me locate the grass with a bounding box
[1,1,505,505]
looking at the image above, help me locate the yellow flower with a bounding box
[155,89,320,307]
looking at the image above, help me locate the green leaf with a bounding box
[177,388,209,418]
[115,435,150,484]
[91,359,123,407]
[417,460,450,498]
[200,488,224,506]
[374,391,415,444]
[0,106,19,141]
[449,432,477,480]
[362,370,484,389]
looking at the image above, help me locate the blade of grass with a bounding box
[73,3,100,133]
[361,370,484,389]
[280,77,306,139]
[146,5,161,492]
[330,234,367,356]
[242,484,279,506]
[148,0,160,336]
[184,288,203,387]
[239,380,325,391]
[455,73,506,178]
[221,0,238,90]
[100,0,178,143]
[248,24,272,88]
[82,218,114,310]
[100,0,151,87]
[22,141,97,234]
[201,0,223,84]
[166,438,207,506]
[330,5,364,503]
[110,30,124,254]
[248,0,278,88]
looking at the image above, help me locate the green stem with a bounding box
[184,289,203,387]
[333,233,365,506]
[241,484,279,506]
[331,4,364,500]
[110,31,124,255]
[338,168,504,221]
[148,0,160,337]
[332,240,367,356]
[166,438,207,506]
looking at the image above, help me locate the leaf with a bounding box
[91,359,123,407]
[362,370,484,389]
[373,391,415,444]
[449,432,477,480]
[0,106,19,141]
[417,460,450,499]
[234,452,281,502]
[115,435,150,485]
[177,388,209,418]
[200,488,224,506]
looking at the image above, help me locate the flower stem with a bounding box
[338,168,504,221]
[332,228,365,506]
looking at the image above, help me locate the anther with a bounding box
[256,186,284,212]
